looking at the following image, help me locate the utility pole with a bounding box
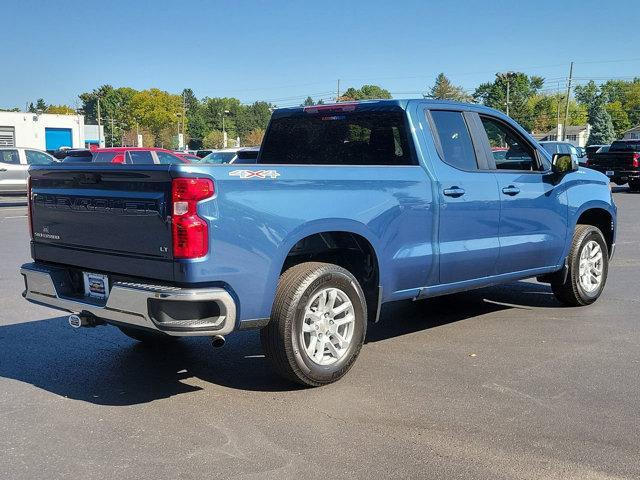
[336,79,340,102]
[96,97,102,147]
[562,61,574,142]
[556,82,561,132]
[110,117,114,147]
[496,72,515,117]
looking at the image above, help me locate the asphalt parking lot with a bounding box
[1,190,639,480]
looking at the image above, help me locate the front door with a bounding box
[427,109,501,285]
[0,149,27,193]
[476,115,568,274]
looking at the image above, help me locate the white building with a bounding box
[622,126,640,140]
[0,111,103,151]
[533,124,591,147]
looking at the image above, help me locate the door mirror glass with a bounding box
[552,153,578,174]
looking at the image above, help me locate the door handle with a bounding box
[502,185,521,196]
[0,168,7,172]
[443,187,465,198]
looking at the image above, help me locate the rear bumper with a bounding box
[20,262,237,336]
[590,168,640,182]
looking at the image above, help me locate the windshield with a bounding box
[200,151,237,164]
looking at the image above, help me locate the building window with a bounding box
[548,134,557,141]
[567,134,577,141]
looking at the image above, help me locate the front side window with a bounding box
[480,117,539,171]
[429,110,477,170]
[259,108,415,166]
[0,149,20,164]
[25,150,54,165]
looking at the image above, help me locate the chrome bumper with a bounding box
[20,262,237,336]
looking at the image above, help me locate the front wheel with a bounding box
[551,225,609,306]
[261,262,367,387]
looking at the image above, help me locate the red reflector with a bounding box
[171,178,214,259]
[172,215,208,258]
[633,153,639,168]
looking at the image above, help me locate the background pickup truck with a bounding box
[587,139,640,191]
[21,100,617,386]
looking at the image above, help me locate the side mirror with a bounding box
[552,153,578,174]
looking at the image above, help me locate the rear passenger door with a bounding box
[427,109,501,285]
[475,115,567,273]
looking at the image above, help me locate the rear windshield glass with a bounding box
[259,108,416,165]
[609,141,640,152]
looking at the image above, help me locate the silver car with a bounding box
[0,147,56,193]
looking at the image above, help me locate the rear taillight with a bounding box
[633,153,639,168]
[27,176,34,239]
[171,178,214,259]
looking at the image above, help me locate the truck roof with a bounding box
[272,98,505,118]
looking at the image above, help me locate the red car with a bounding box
[91,147,189,165]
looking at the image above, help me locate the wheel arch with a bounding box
[264,220,383,323]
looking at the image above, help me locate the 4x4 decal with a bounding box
[229,169,280,179]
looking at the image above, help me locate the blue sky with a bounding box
[2,0,639,109]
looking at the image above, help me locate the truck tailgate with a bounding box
[29,165,174,272]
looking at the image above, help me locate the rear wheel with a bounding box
[261,262,367,387]
[551,225,609,306]
[117,326,178,344]
[628,180,640,192]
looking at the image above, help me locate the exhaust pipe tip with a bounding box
[211,335,226,348]
[68,314,83,328]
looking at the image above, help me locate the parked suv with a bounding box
[21,100,616,386]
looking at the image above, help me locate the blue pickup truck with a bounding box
[21,100,616,386]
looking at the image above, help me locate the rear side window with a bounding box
[92,152,117,163]
[610,141,640,151]
[429,110,477,170]
[126,151,154,164]
[0,149,20,164]
[259,108,415,165]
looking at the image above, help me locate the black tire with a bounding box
[261,262,367,387]
[628,180,640,192]
[551,225,609,306]
[117,326,178,344]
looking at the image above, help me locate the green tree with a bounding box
[202,130,225,149]
[28,98,47,113]
[130,88,182,145]
[574,80,599,116]
[244,128,265,146]
[587,102,615,145]
[182,88,206,145]
[79,85,138,146]
[527,94,587,133]
[340,84,392,101]
[427,73,472,102]
[473,73,544,130]
[605,101,631,138]
[46,104,76,115]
